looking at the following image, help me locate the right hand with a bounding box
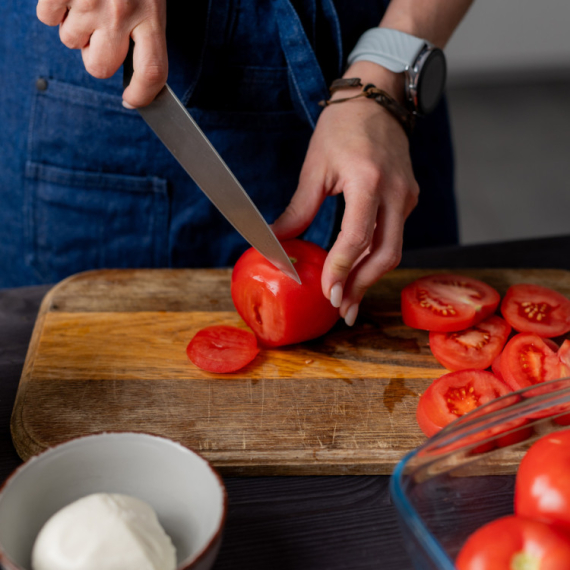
[36,0,168,108]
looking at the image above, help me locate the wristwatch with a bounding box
[347,28,446,116]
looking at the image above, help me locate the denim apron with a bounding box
[0,0,456,288]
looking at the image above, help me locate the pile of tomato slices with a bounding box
[457,429,570,569]
[401,274,570,437]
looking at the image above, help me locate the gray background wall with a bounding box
[433,0,570,245]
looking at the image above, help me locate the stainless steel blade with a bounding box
[136,85,301,284]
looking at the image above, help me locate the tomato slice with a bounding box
[500,333,570,391]
[401,274,500,332]
[429,316,511,371]
[187,325,259,373]
[416,369,511,437]
[501,283,570,338]
[492,354,503,380]
[456,516,570,570]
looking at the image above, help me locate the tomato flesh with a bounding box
[500,333,570,391]
[501,283,570,338]
[416,369,511,437]
[515,430,570,533]
[429,315,511,371]
[456,515,570,570]
[231,239,339,347]
[401,274,500,332]
[187,325,259,373]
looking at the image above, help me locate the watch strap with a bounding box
[347,28,427,73]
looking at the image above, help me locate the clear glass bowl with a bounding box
[389,377,570,570]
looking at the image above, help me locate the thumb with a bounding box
[271,168,325,240]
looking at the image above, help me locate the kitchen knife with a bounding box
[123,45,301,284]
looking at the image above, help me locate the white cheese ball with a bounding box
[31,493,177,570]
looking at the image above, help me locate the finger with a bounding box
[59,10,94,49]
[82,27,129,78]
[340,201,406,322]
[121,21,168,108]
[271,164,327,241]
[321,181,380,303]
[37,0,68,26]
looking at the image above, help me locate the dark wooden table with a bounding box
[1,234,569,570]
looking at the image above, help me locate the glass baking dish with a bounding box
[390,377,570,570]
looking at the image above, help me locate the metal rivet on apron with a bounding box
[35,78,48,92]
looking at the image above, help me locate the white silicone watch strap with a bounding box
[347,28,427,73]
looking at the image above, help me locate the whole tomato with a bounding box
[515,429,570,531]
[231,239,339,347]
[456,515,570,570]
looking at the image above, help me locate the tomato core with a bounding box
[445,384,479,416]
[518,345,546,385]
[449,327,491,350]
[417,288,457,317]
[288,256,297,264]
[511,551,539,570]
[517,300,555,325]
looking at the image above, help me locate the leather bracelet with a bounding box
[319,78,415,137]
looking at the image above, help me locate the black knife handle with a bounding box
[123,39,135,89]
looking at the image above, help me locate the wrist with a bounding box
[335,61,406,105]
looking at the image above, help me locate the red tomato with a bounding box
[429,316,511,371]
[515,430,570,533]
[231,240,339,347]
[187,325,259,373]
[492,354,503,380]
[500,334,570,391]
[401,274,500,332]
[501,284,570,338]
[456,515,570,570]
[416,369,511,437]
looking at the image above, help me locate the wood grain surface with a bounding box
[11,267,570,475]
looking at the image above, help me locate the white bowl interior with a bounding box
[0,433,225,569]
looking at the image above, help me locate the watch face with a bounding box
[417,49,446,115]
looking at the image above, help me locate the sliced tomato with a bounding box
[401,274,500,332]
[500,333,570,391]
[187,325,259,373]
[456,516,570,570]
[492,354,503,380]
[416,369,511,437]
[501,283,570,338]
[429,316,511,371]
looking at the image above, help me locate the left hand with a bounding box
[272,61,419,326]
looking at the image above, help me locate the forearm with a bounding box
[338,0,474,104]
[379,0,475,48]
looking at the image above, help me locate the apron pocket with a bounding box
[24,161,169,283]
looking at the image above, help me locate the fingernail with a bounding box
[330,283,343,308]
[122,100,135,109]
[344,304,359,327]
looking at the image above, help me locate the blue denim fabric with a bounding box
[0,0,457,288]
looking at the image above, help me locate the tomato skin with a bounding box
[501,283,570,338]
[456,515,570,570]
[231,240,339,347]
[515,430,570,532]
[416,369,511,437]
[401,274,500,332]
[429,316,511,371]
[500,334,570,391]
[187,325,259,373]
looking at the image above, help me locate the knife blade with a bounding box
[122,47,300,284]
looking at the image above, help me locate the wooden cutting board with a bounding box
[11,268,570,475]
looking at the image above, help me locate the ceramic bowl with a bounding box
[0,432,227,570]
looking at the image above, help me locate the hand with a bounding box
[36,0,167,107]
[272,62,419,326]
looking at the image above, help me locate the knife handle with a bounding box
[123,39,135,89]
